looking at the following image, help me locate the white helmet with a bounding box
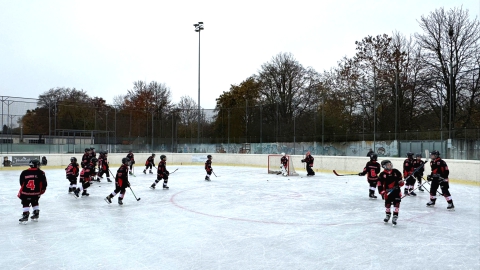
[281,152,286,156]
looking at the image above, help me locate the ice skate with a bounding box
[107,178,112,182]
[143,170,146,174]
[418,186,424,192]
[447,202,455,211]
[369,190,377,199]
[149,170,153,174]
[19,212,29,224]
[129,171,133,175]
[31,210,39,221]
[163,184,169,189]
[409,190,417,196]
[383,214,391,223]
[104,196,112,204]
[73,188,80,198]
[404,188,410,196]
[118,198,123,205]
[426,200,436,207]
[150,184,156,189]
[392,215,398,226]
[81,190,90,197]
[68,187,73,193]
[205,176,210,181]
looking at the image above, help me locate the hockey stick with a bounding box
[129,186,141,201]
[212,171,219,177]
[169,168,179,174]
[422,177,444,196]
[401,181,430,198]
[333,170,358,176]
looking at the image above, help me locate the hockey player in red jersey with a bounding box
[378,160,404,226]
[18,159,48,223]
[426,150,454,210]
[302,151,315,176]
[74,158,97,197]
[359,153,381,199]
[205,155,213,181]
[403,152,416,196]
[412,153,425,192]
[150,155,169,189]
[105,158,131,205]
[97,151,111,182]
[65,157,79,194]
[126,150,135,175]
[143,153,155,174]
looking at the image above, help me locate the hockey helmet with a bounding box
[306,151,311,156]
[84,148,90,152]
[406,152,414,158]
[70,157,77,163]
[122,157,130,165]
[370,153,378,161]
[415,153,422,158]
[90,147,95,150]
[381,160,392,170]
[91,158,98,164]
[152,153,156,157]
[129,150,133,153]
[430,150,440,158]
[281,152,286,156]
[207,154,212,159]
[29,159,41,168]
[160,154,166,160]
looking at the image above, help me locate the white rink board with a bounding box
[0,166,479,270]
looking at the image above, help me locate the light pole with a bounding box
[448,26,454,140]
[194,21,204,145]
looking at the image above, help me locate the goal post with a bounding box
[267,154,299,176]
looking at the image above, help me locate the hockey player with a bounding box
[358,153,381,199]
[150,155,169,189]
[18,159,47,223]
[426,150,454,210]
[403,152,416,196]
[105,158,131,205]
[81,148,91,168]
[74,157,98,197]
[89,147,96,160]
[143,153,155,174]
[280,153,288,176]
[65,157,79,194]
[97,151,111,182]
[301,151,315,176]
[127,150,135,175]
[412,153,425,192]
[205,154,213,181]
[378,160,404,226]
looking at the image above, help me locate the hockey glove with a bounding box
[301,159,305,163]
[427,175,433,181]
[358,172,365,176]
[165,171,170,176]
[380,191,386,200]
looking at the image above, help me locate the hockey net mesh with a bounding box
[267,155,299,176]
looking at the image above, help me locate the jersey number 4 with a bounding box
[26,180,36,190]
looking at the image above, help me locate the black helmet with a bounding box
[70,157,77,163]
[152,153,156,157]
[370,153,378,161]
[430,150,440,158]
[129,150,133,153]
[85,148,90,152]
[29,159,41,168]
[122,157,130,165]
[90,147,95,150]
[406,152,414,158]
[415,153,422,158]
[381,160,392,169]
[160,154,166,160]
[207,155,212,159]
[91,158,98,164]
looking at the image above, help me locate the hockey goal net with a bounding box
[267,154,299,176]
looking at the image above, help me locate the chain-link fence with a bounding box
[1,96,479,159]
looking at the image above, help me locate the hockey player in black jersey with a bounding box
[18,159,48,223]
[359,153,381,199]
[105,158,131,205]
[65,157,79,194]
[150,155,169,189]
[205,155,213,181]
[378,160,404,226]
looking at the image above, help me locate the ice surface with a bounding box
[0,165,479,270]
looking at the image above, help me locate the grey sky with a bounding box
[0,0,478,109]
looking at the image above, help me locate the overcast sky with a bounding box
[0,0,478,109]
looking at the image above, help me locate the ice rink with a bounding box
[0,165,479,270]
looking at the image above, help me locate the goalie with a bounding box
[278,153,289,176]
